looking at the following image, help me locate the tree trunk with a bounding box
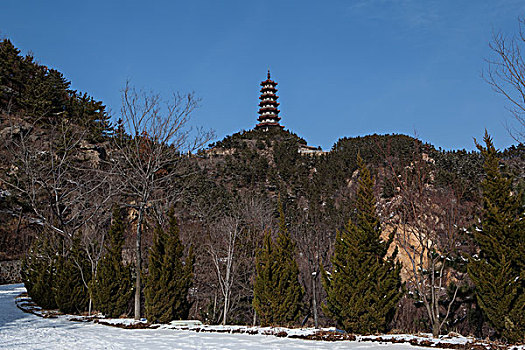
[222,291,229,325]
[213,291,217,322]
[134,206,144,320]
[432,321,440,338]
[312,272,318,328]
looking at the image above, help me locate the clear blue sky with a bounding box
[2,0,524,150]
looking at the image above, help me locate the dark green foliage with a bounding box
[91,208,133,318]
[321,134,425,191]
[253,202,304,326]
[21,67,70,120]
[501,144,525,205]
[53,236,91,314]
[206,127,312,195]
[321,155,403,334]
[0,39,25,112]
[252,231,276,325]
[273,203,304,325]
[209,128,306,150]
[21,235,57,309]
[273,137,310,187]
[0,39,111,141]
[433,149,484,202]
[144,209,194,323]
[468,133,525,343]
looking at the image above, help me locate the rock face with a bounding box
[78,140,107,167]
[0,260,22,284]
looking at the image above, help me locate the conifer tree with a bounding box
[468,132,525,343]
[144,209,194,323]
[53,236,91,314]
[21,234,57,309]
[321,155,403,334]
[253,230,277,325]
[92,207,133,318]
[0,39,25,111]
[253,201,303,326]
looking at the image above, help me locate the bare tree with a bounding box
[114,82,213,319]
[204,195,271,325]
[207,215,241,325]
[4,115,118,312]
[4,115,117,247]
[484,18,525,143]
[384,147,467,337]
[292,201,332,328]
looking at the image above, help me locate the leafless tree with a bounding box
[483,18,525,144]
[5,117,114,243]
[204,194,272,325]
[207,215,241,325]
[114,82,213,319]
[292,201,333,328]
[383,147,467,337]
[3,115,118,312]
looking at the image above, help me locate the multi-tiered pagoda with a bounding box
[255,70,284,131]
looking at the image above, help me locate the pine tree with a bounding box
[253,200,303,326]
[68,91,111,142]
[321,155,403,334]
[253,230,277,325]
[468,132,525,343]
[144,209,194,323]
[91,207,133,318]
[21,234,57,309]
[53,236,91,314]
[0,39,25,112]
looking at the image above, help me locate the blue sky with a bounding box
[2,0,524,150]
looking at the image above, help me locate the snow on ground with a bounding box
[0,284,516,350]
[0,284,428,350]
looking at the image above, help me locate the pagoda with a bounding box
[255,70,284,130]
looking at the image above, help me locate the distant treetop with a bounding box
[0,39,112,142]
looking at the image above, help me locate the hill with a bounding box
[1,39,524,338]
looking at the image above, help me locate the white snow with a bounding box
[1,284,521,350]
[0,284,425,349]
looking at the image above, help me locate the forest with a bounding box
[0,38,524,343]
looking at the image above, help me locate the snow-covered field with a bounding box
[0,283,507,350]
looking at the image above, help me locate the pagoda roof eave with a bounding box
[259,94,279,100]
[259,100,280,108]
[260,80,278,86]
[255,122,284,129]
[257,116,281,122]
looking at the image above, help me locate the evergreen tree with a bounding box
[21,67,69,121]
[253,200,303,326]
[53,236,91,314]
[0,39,25,112]
[321,155,403,334]
[68,91,111,142]
[91,207,133,318]
[144,209,194,323]
[253,230,277,325]
[468,132,525,343]
[0,39,111,140]
[21,234,57,309]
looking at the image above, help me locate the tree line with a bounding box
[18,131,524,342]
[0,38,523,343]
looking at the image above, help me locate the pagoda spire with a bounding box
[255,70,284,131]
